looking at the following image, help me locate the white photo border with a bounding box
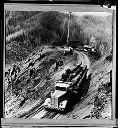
[2,3,116,127]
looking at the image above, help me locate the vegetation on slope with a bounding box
[5,11,112,64]
[75,14,112,56]
[6,11,40,36]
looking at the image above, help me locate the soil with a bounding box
[4,46,112,119]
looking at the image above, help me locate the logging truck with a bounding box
[44,63,89,112]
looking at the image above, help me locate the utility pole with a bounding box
[67,12,72,43]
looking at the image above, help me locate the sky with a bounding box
[66,12,112,17]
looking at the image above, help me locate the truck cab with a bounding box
[44,81,72,111]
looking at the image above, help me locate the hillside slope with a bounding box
[5,47,112,119]
[5,11,112,119]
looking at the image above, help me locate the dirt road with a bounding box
[31,50,111,119]
[30,50,93,119]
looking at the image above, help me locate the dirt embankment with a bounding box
[89,56,112,119]
[5,46,78,118]
[5,47,112,119]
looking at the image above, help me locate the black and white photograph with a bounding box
[4,4,114,121]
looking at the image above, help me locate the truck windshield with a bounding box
[56,86,66,91]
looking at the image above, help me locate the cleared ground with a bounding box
[4,46,112,119]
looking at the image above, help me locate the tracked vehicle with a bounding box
[44,64,89,112]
